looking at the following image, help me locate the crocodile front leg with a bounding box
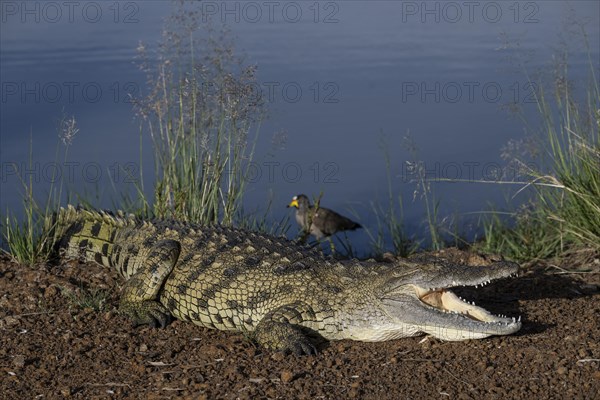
[253,302,318,355]
[119,239,181,328]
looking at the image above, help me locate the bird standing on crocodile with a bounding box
[287,194,362,241]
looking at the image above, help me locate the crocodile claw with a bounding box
[291,340,318,356]
[253,320,317,356]
[276,334,318,356]
[147,306,172,328]
[120,299,172,328]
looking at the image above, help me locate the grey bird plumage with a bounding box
[287,194,362,240]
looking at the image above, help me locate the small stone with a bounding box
[103,310,116,321]
[245,347,258,357]
[557,366,567,375]
[13,355,26,368]
[592,371,600,380]
[280,370,295,383]
[60,387,72,397]
[44,285,58,298]
[133,363,145,374]
[335,357,348,366]
[139,343,148,352]
[2,316,19,328]
[336,342,350,352]
[201,344,223,358]
[271,352,285,362]
[82,307,94,315]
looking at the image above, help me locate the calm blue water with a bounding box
[1,1,599,253]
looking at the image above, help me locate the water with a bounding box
[1,1,598,253]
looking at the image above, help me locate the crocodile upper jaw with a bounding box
[419,288,520,325]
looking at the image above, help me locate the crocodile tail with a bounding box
[49,204,84,262]
[53,205,135,267]
[52,204,81,239]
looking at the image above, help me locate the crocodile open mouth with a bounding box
[419,288,520,325]
[381,261,522,340]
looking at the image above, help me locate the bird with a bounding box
[287,194,362,240]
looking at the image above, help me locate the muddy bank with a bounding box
[1,251,599,399]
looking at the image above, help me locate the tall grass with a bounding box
[478,206,564,261]
[529,80,599,250]
[2,6,269,264]
[136,9,264,226]
[480,52,599,260]
[1,116,78,265]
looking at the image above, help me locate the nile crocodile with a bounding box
[54,206,521,355]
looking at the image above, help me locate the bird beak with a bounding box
[287,199,299,208]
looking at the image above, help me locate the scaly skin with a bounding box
[55,206,522,354]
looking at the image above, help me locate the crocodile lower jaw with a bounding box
[406,285,522,341]
[420,289,520,325]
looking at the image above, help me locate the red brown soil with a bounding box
[1,249,599,399]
